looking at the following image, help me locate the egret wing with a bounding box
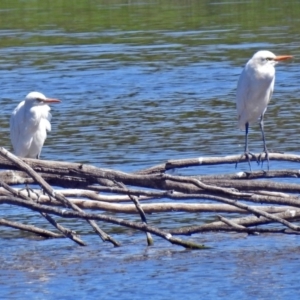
[236,68,250,129]
[10,102,36,157]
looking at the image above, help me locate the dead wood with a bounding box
[0,180,86,246]
[0,148,119,247]
[0,195,207,249]
[0,218,64,238]
[135,153,300,174]
[0,148,300,249]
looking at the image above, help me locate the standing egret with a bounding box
[236,50,292,170]
[10,91,61,159]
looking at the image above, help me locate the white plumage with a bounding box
[236,50,292,168]
[237,50,277,129]
[10,91,61,158]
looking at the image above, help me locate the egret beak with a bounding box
[44,98,61,104]
[274,55,293,62]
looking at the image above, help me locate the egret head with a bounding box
[251,50,292,67]
[25,91,61,106]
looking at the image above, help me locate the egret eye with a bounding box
[36,98,44,103]
[265,57,273,61]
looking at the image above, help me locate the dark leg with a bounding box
[258,115,269,170]
[244,122,250,153]
[236,122,256,171]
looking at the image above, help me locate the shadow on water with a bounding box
[0,0,300,299]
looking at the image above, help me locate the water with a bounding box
[1,0,300,299]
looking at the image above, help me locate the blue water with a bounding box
[1,233,300,299]
[1,1,300,299]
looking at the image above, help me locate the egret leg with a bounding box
[258,115,269,170]
[244,122,250,153]
[18,184,40,200]
[236,122,256,171]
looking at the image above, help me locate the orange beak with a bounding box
[44,98,61,104]
[274,55,293,62]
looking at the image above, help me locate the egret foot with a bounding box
[235,151,257,171]
[18,184,33,197]
[18,184,41,200]
[258,150,270,170]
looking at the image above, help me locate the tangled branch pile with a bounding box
[1,147,300,249]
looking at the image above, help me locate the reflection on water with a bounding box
[0,0,300,299]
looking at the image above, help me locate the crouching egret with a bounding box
[236,50,292,170]
[10,91,61,158]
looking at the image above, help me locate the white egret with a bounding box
[236,50,292,170]
[10,91,61,159]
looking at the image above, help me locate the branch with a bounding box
[0,196,207,249]
[170,208,300,235]
[201,178,300,194]
[135,153,300,174]
[0,180,86,246]
[0,147,120,247]
[0,218,64,238]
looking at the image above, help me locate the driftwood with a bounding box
[1,147,300,249]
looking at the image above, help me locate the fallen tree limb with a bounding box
[170,208,300,235]
[0,196,207,249]
[17,196,293,214]
[201,178,300,193]
[217,215,252,232]
[136,153,300,174]
[0,149,300,248]
[0,218,64,238]
[0,147,120,247]
[0,180,86,246]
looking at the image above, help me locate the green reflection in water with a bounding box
[0,0,299,48]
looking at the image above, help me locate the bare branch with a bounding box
[0,218,64,238]
[0,180,86,246]
[0,147,120,247]
[136,153,300,174]
[0,196,207,249]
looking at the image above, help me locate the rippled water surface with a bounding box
[1,1,300,299]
